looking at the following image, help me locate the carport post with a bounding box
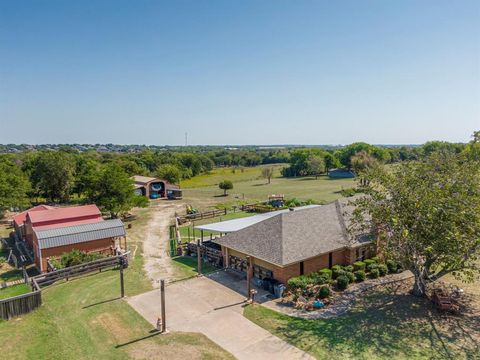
[160,279,166,332]
[246,256,252,301]
[197,239,202,275]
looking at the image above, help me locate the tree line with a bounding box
[281,140,469,178]
[0,138,474,218]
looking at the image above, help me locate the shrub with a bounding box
[344,265,354,272]
[319,268,332,279]
[370,268,380,278]
[345,271,356,283]
[386,260,398,273]
[60,249,105,268]
[371,256,380,263]
[354,270,366,282]
[336,275,349,290]
[353,261,366,271]
[317,286,330,299]
[287,276,309,291]
[364,259,376,268]
[332,265,344,279]
[378,264,388,276]
[367,263,378,272]
[309,272,329,285]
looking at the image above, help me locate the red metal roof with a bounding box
[27,204,102,225]
[13,205,56,226]
[33,217,104,231]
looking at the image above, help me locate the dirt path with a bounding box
[142,201,183,287]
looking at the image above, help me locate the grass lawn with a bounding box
[182,174,355,210]
[0,283,31,300]
[171,256,217,280]
[0,208,233,360]
[180,164,286,188]
[244,282,479,360]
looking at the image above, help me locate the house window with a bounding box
[300,261,304,275]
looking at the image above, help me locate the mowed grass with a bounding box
[183,175,355,210]
[0,283,31,300]
[171,256,217,279]
[180,164,286,188]
[244,282,480,360]
[0,208,233,360]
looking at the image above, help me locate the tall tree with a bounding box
[155,164,182,184]
[29,151,75,202]
[306,155,325,179]
[0,159,30,217]
[350,151,378,185]
[261,167,274,184]
[351,153,480,297]
[86,163,148,218]
[219,180,233,196]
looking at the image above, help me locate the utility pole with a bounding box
[160,279,166,332]
[185,132,188,146]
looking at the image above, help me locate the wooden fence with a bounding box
[0,279,42,320]
[176,208,227,224]
[34,253,128,288]
[186,242,223,267]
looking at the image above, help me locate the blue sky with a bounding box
[0,0,479,145]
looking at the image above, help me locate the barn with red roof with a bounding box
[15,204,127,272]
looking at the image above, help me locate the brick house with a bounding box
[212,200,374,284]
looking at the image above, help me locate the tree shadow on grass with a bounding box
[259,284,479,359]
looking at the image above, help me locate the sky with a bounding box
[0,0,479,145]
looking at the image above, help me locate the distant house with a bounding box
[204,200,373,284]
[15,204,127,272]
[328,168,356,179]
[132,175,182,200]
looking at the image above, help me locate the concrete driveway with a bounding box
[127,270,314,360]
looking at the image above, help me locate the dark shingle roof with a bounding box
[215,200,371,266]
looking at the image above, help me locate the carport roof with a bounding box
[194,205,321,233]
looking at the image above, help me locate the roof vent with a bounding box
[289,207,295,212]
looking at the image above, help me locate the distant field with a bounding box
[182,170,355,210]
[180,164,286,188]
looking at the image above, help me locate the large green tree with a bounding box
[0,159,30,216]
[155,164,182,184]
[351,153,480,297]
[86,163,148,218]
[28,151,76,202]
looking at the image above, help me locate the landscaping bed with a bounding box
[281,257,402,312]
